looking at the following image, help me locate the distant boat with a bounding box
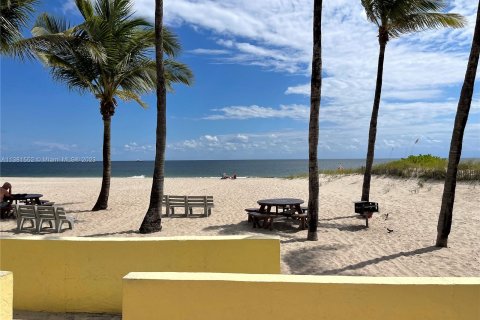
[136,159,142,162]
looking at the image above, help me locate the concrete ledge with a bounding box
[0,236,280,313]
[0,271,13,320]
[123,272,480,320]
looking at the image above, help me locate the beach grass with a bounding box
[285,155,480,181]
[371,155,480,181]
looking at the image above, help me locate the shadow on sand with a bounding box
[202,218,306,236]
[320,214,359,222]
[55,202,85,206]
[284,245,441,275]
[13,311,121,320]
[82,230,140,237]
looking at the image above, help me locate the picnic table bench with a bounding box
[162,195,213,217]
[245,198,307,230]
[16,205,74,233]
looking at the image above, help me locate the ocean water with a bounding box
[0,159,395,178]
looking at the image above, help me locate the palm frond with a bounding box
[163,27,182,57]
[361,0,466,40]
[75,0,95,21]
[116,89,148,108]
[38,51,98,94]
[391,0,448,17]
[115,58,156,92]
[164,59,194,91]
[391,12,466,37]
[361,0,380,26]
[29,14,108,63]
[33,12,71,34]
[24,0,192,106]
[0,0,38,54]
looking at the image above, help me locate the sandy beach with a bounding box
[1,175,479,276]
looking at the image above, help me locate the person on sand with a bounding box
[221,173,229,179]
[0,182,13,218]
[230,173,237,180]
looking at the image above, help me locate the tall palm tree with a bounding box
[307,0,322,241]
[437,2,479,248]
[0,0,38,55]
[360,0,465,202]
[139,0,166,233]
[27,0,192,211]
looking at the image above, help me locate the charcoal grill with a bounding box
[354,201,379,227]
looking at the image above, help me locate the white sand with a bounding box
[1,175,479,276]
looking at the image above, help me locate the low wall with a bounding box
[0,236,280,313]
[0,271,13,320]
[123,272,480,320]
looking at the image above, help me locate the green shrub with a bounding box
[284,155,480,181]
[370,155,479,181]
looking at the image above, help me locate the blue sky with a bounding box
[1,0,479,161]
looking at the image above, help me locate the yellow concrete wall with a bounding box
[0,236,279,313]
[123,272,480,320]
[0,271,13,320]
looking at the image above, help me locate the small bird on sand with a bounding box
[387,228,394,233]
[384,213,389,220]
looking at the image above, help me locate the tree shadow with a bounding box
[202,221,257,235]
[82,230,140,237]
[319,246,442,275]
[320,214,358,221]
[55,202,84,206]
[1,225,77,235]
[202,219,305,236]
[67,209,93,214]
[316,213,368,232]
[0,227,22,233]
[284,245,441,275]
[281,238,309,244]
[319,221,367,232]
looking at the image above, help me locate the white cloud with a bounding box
[189,48,230,55]
[203,135,219,142]
[124,142,154,152]
[204,104,309,120]
[285,84,310,95]
[34,142,77,152]
[168,130,308,156]
[129,0,479,158]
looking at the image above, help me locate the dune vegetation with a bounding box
[286,155,480,181]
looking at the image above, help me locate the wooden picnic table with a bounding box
[11,194,43,205]
[257,198,304,215]
[249,198,306,230]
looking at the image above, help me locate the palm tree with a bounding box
[139,0,166,233]
[27,0,192,211]
[360,0,465,202]
[436,2,479,248]
[307,0,322,241]
[0,0,38,55]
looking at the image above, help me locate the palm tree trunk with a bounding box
[307,0,322,241]
[436,3,480,247]
[92,114,111,211]
[361,32,387,202]
[139,0,165,233]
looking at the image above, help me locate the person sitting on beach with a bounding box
[0,182,13,218]
[221,173,229,179]
[230,173,237,180]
